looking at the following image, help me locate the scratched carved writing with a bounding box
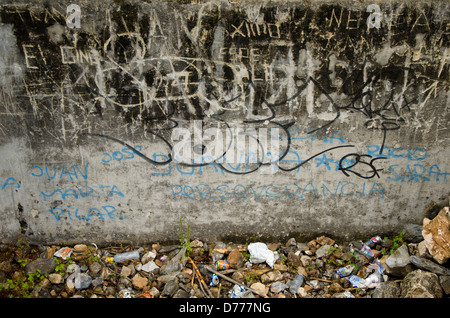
[0,2,447,221]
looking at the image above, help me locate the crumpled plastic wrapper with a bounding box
[54,247,72,260]
[247,242,279,268]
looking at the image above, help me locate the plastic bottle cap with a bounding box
[107,257,114,263]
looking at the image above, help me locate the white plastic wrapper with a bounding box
[247,242,279,268]
[54,247,72,260]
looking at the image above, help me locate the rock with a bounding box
[141,251,157,264]
[99,267,111,281]
[176,272,191,284]
[0,260,13,274]
[286,238,297,247]
[0,271,6,284]
[417,241,432,258]
[274,263,288,272]
[190,239,204,248]
[286,251,301,267]
[66,263,80,274]
[401,269,443,298]
[48,273,64,284]
[260,270,283,284]
[300,255,312,267]
[268,243,281,251]
[120,264,135,277]
[316,236,335,246]
[92,277,104,287]
[328,282,344,294]
[422,207,450,264]
[159,247,186,275]
[104,285,117,297]
[297,243,309,253]
[89,262,102,275]
[158,245,179,254]
[74,273,92,290]
[385,245,414,277]
[296,266,308,278]
[211,242,226,261]
[44,246,56,259]
[39,278,51,289]
[423,218,431,227]
[141,260,159,273]
[409,255,450,276]
[315,244,332,258]
[231,270,245,283]
[403,224,424,243]
[296,287,308,298]
[227,249,245,269]
[25,257,57,276]
[371,281,400,298]
[173,289,190,298]
[132,274,148,290]
[65,279,75,294]
[118,276,132,290]
[307,279,320,290]
[72,244,89,260]
[270,281,287,293]
[148,286,161,298]
[250,282,267,297]
[439,276,450,295]
[424,201,441,219]
[161,278,178,297]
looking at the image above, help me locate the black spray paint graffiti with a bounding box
[81,61,423,179]
[1,3,446,180]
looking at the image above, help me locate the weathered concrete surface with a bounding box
[0,0,448,245]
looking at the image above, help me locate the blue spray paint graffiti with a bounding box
[49,205,126,222]
[1,177,20,190]
[28,162,128,222]
[30,163,90,180]
[101,146,143,163]
[170,182,385,201]
[41,184,125,201]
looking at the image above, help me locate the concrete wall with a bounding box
[0,0,448,245]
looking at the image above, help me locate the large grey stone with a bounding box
[25,258,57,276]
[74,273,92,290]
[371,281,401,298]
[385,245,414,277]
[403,224,424,243]
[315,244,332,258]
[439,276,450,295]
[161,278,179,297]
[401,270,443,298]
[409,255,450,276]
